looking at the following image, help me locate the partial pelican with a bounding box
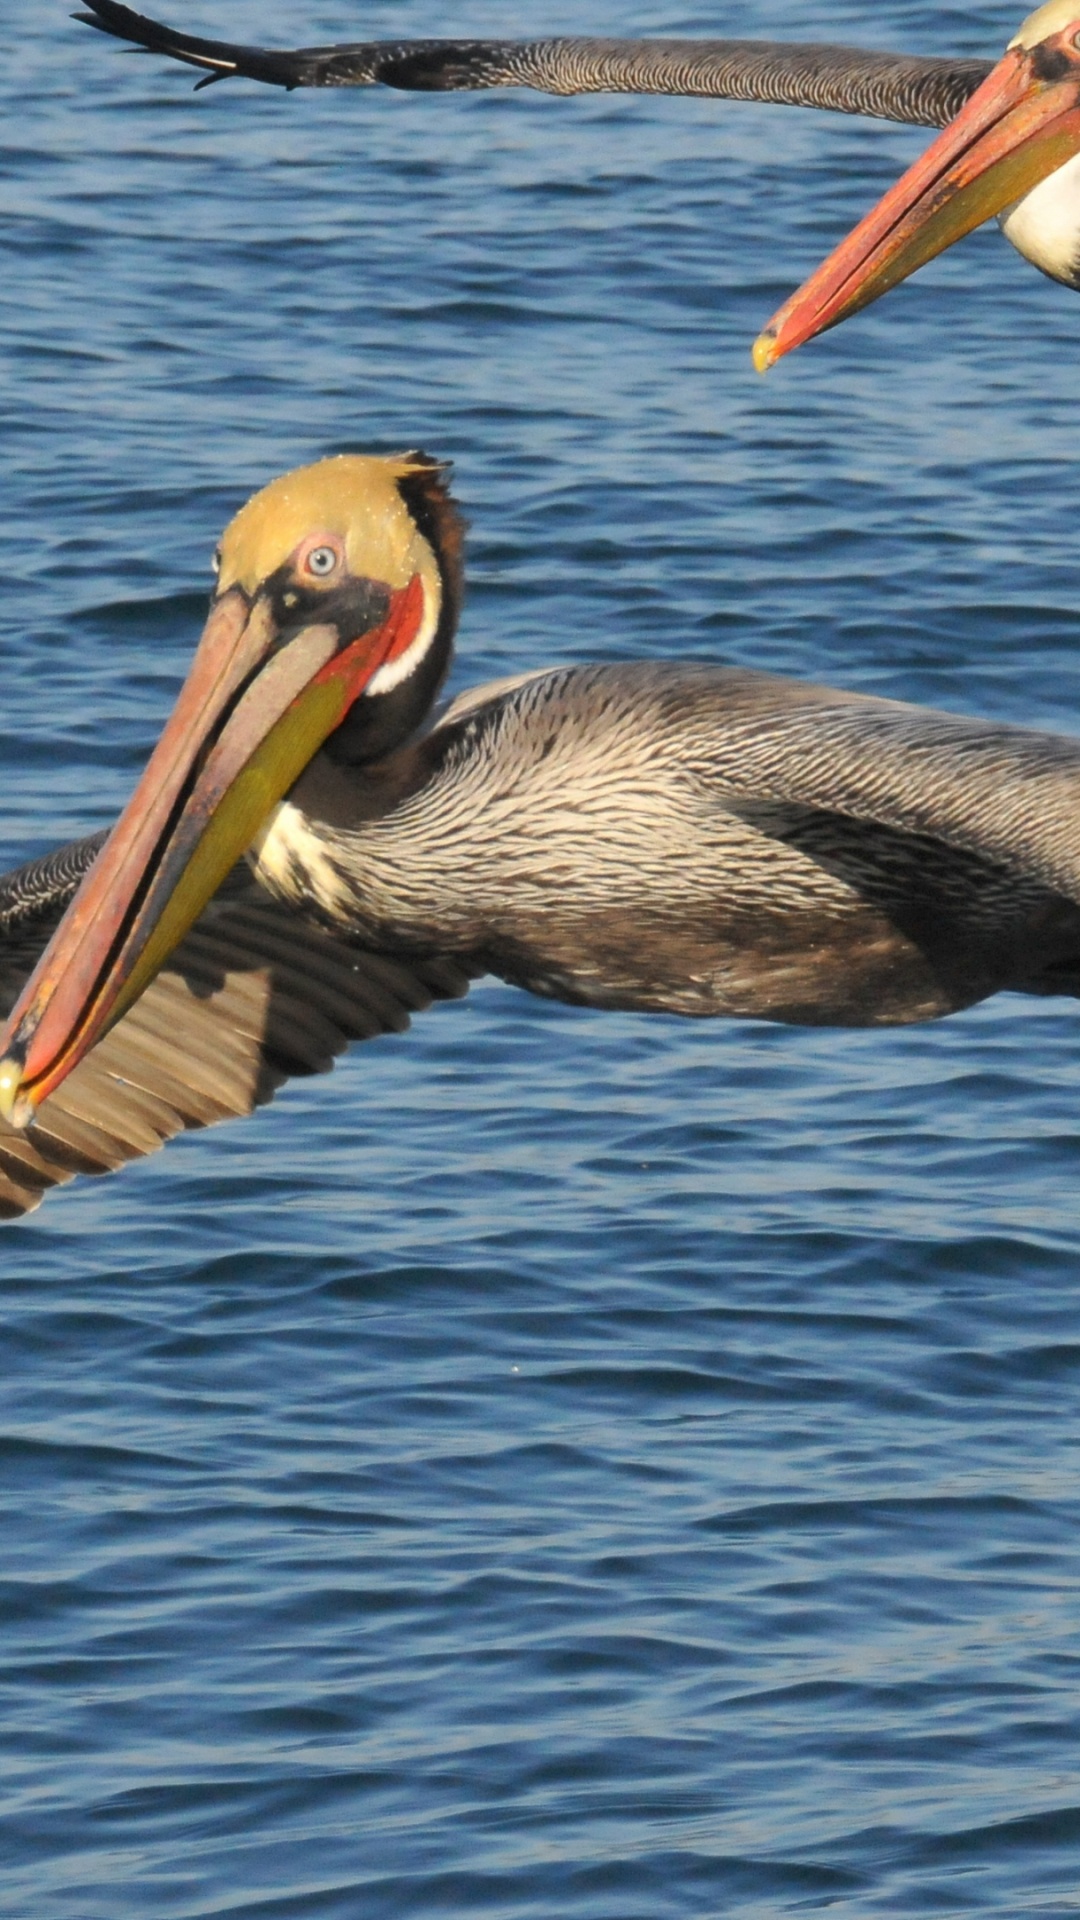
[75,1,1080,295]
[756,0,1080,366]
[0,837,470,1217]
[3,453,1080,1216]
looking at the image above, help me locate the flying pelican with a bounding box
[756,0,1080,365]
[75,0,1080,295]
[3,452,1080,1219]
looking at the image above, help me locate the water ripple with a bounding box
[4,2,1080,1915]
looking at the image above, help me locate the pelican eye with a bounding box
[304,544,340,579]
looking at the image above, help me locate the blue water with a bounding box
[4,2,1080,1913]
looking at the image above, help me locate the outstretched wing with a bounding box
[0,837,471,1220]
[75,2,990,129]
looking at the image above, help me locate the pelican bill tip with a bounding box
[751,329,778,374]
[0,1056,32,1131]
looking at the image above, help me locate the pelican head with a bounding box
[754,0,1080,369]
[0,452,463,1126]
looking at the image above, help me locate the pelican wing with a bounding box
[695,671,1080,903]
[0,837,471,1220]
[76,2,990,128]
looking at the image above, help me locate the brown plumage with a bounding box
[251,659,1080,1030]
[7,454,1080,1222]
[0,842,470,1219]
[75,1,989,127]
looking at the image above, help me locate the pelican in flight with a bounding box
[757,0,1080,365]
[77,0,1080,296]
[2,452,1080,1219]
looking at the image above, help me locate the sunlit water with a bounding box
[3,3,1080,1914]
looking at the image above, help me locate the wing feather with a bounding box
[0,843,472,1219]
[75,2,990,129]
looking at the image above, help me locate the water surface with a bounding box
[3,4,1080,1914]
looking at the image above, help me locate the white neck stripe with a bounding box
[367,578,441,696]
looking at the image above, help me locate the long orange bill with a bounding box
[0,573,425,1126]
[753,15,1080,370]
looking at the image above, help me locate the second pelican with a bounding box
[77,1,1080,300]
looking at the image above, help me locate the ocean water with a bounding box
[3,2,1080,1914]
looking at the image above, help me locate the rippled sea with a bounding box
[5,3,1080,1914]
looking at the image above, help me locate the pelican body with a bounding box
[249,659,1080,1031]
[4,455,1080,1217]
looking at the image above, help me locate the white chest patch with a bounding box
[247,801,352,919]
[999,153,1080,289]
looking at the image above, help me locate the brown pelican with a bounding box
[75,1,1080,295]
[756,0,1080,366]
[3,452,1080,1218]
